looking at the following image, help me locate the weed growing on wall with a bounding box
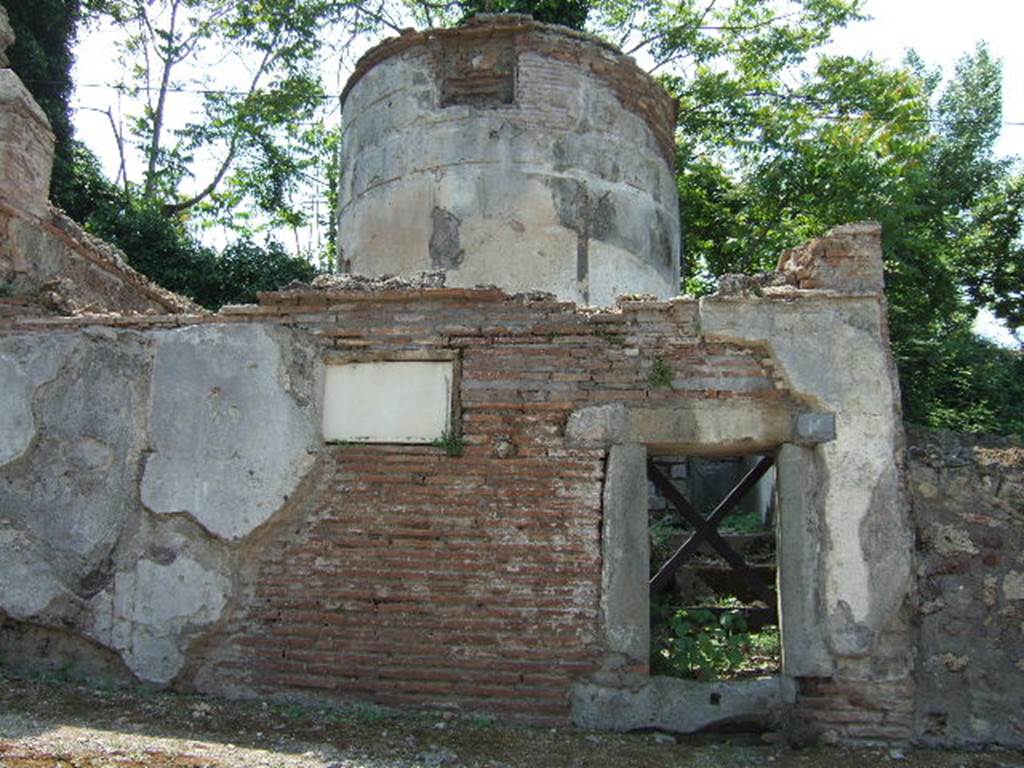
[432,428,466,457]
[595,329,627,347]
[648,356,674,388]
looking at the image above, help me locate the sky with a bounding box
[71,0,1024,182]
[827,0,1024,160]
[826,0,1024,345]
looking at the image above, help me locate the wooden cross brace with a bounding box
[648,455,776,606]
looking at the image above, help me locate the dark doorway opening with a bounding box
[648,453,781,681]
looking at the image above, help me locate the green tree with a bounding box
[677,43,1024,432]
[61,140,318,309]
[91,0,341,230]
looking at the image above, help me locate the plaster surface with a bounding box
[141,324,318,541]
[0,332,150,567]
[0,333,72,466]
[337,22,680,306]
[699,293,913,664]
[88,555,231,684]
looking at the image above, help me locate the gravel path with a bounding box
[0,673,1022,768]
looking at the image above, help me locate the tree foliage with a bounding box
[64,141,318,309]
[88,0,343,230]
[674,39,1023,433]
[454,0,590,28]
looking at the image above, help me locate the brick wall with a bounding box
[1,276,922,737]
[794,677,915,745]
[130,287,790,721]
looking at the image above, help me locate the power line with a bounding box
[27,79,343,101]
[28,78,1024,127]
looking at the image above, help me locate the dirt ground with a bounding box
[0,672,1021,768]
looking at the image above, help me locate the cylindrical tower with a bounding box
[337,15,680,306]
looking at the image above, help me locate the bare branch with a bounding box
[162,136,238,214]
[82,105,131,196]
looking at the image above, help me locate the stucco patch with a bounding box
[140,324,317,541]
[0,334,73,466]
[1004,571,1024,601]
[0,526,68,618]
[88,556,230,684]
[0,333,150,566]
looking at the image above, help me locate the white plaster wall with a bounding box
[699,294,913,662]
[141,324,319,541]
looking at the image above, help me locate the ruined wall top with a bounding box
[342,14,678,165]
[777,221,885,294]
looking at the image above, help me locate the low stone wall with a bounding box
[908,427,1024,748]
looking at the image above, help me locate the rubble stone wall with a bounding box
[908,427,1024,748]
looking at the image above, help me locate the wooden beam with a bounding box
[648,458,776,606]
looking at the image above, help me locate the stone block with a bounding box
[571,676,786,733]
[776,444,832,677]
[599,443,648,664]
[792,411,837,445]
[0,69,54,217]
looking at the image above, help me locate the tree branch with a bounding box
[143,0,182,198]
[162,38,279,214]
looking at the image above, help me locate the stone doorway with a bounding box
[569,401,842,733]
